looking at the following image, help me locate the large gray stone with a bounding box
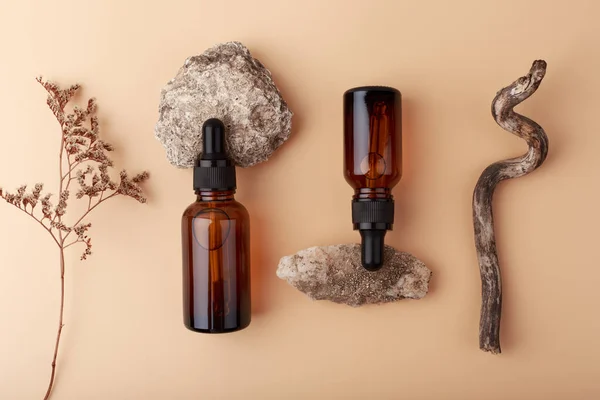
[155,41,293,168]
[277,244,431,307]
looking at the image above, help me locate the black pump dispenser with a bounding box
[193,118,236,192]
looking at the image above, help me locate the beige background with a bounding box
[1,0,599,399]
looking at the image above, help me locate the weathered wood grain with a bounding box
[473,60,549,354]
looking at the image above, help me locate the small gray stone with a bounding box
[277,244,431,307]
[155,41,293,168]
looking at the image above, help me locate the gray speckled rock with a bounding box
[155,41,293,168]
[277,244,431,307]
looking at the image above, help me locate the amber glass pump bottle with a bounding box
[344,87,402,271]
[182,118,251,333]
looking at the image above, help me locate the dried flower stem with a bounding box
[43,248,65,400]
[1,78,149,399]
[43,92,69,400]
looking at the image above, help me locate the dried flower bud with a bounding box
[90,116,99,142]
[132,171,150,183]
[86,98,97,114]
[41,193,53,219]
[91,173,100,187]
[66,136,88,148]
[37,77,70,125]
[32,183,43,200]
[74,223,92,240]
[54,190,69,217]
[23,183,44,209]
[12,185,28,207]
[81,245,92,261]
[73,106,87,125]
[5,193,16,205]
[51,221,72,232]
[116,170,147,203]
[98,164,110,185]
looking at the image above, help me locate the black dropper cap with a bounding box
[193,119,236,192]
[353,200,394,271]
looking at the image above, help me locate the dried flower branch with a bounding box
[0,78,149,399]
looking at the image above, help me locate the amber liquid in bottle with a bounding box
[182,119,251,333]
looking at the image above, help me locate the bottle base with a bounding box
[184,320,251,334]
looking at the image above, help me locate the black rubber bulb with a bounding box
[360,230,386,271]
[201,118,227,160]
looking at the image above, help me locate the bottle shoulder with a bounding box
[183,199,249,220]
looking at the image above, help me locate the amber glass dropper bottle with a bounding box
[182,118,251,333]
[344,87,402,271]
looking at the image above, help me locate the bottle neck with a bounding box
[353,187,392,200]
[196,189,236,202]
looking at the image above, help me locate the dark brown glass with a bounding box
[344,87,402,198]
[182,190,251,333]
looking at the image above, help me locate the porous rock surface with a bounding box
[277,244,431,307]
[155,41,293,168]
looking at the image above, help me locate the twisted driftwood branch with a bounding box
[473,60,549,354]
